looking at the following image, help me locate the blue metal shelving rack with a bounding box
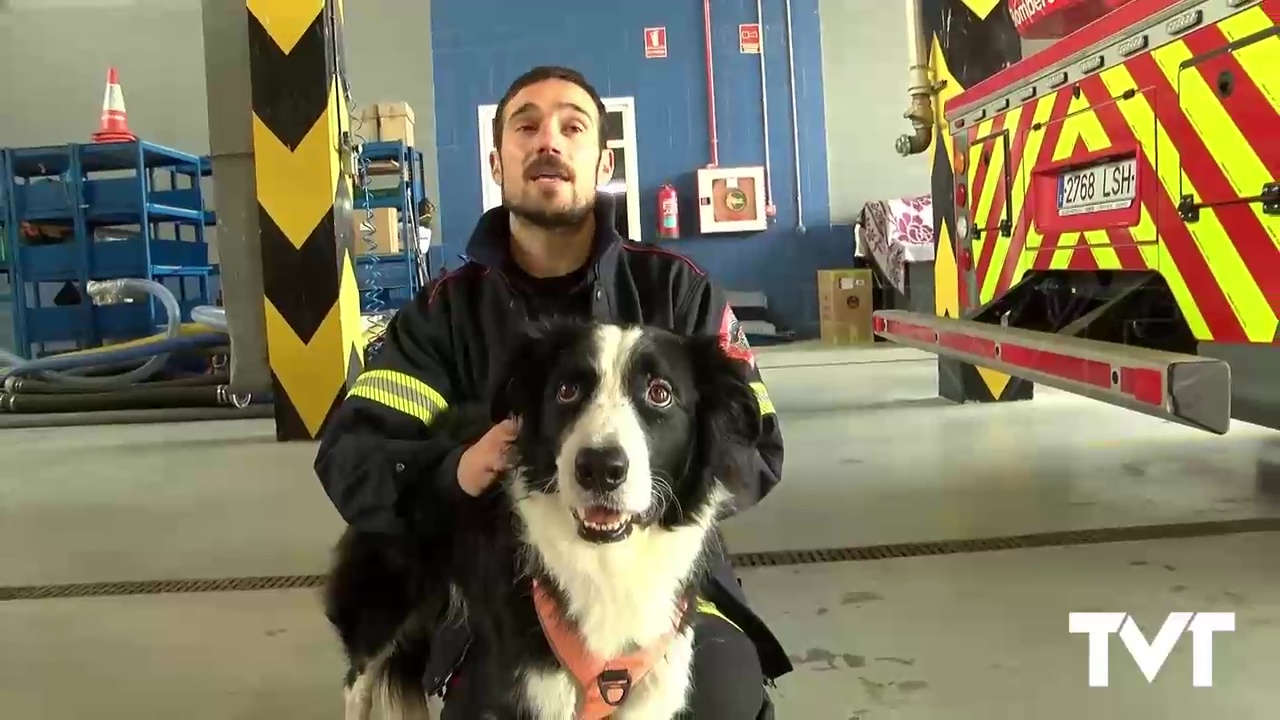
[0,140,217,358]
[354,140,437,313]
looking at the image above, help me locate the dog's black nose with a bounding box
[575,446,628,491]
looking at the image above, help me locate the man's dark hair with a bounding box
[492,65,608,151]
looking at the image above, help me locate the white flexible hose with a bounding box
[0,278,183,389]
[191,305,229,332]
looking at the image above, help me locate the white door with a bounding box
[476,97,642,241]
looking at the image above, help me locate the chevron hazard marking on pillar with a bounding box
[249,0,356,440]
[259,211,340,343]
[930,31,962,323]
[246,0,325,55]
[935,220,959,319]
[976,365,1011,399]
[247,11,329,150]
[929,0,1026,403]
[959,0,1002,19]
[263,299,346,438]
[339,251,363,385]
[252,98,342,250]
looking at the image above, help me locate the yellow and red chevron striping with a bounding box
[957,4,1279,344]
[974,98,1037,293]
[1182,27,1279,179]
[993,89,1073,298]
[965,113,1006,229]
[1045,80,1153,275]
[1085,69,1239,341]
[1128,45,1278,340]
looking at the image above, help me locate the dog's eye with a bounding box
[556,382,581,404]
[645,379,674,408]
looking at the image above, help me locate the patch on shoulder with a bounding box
[718,305,756,367]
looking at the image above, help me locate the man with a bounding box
[316,65,791,717]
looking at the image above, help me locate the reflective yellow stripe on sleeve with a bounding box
[749,381,775,416]
[346,369,449,425]
[695,597,744,632]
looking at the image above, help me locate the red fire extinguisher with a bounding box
[657,184,679,240]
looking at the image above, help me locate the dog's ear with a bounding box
[489,325,545,424]
[489,319,574,424]
[686,333,763,447]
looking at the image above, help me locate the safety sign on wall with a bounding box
[644,27,668,59]
[739,23,761,54]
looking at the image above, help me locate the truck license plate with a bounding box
[1057,157,1137,215]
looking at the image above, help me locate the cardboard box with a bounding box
[352,207,402,256]
[356,102,416,147]
[816,268,874,345]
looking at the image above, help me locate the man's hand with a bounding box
[457,419,519,497]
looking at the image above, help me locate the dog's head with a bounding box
[490,320,761,545]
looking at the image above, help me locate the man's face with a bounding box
[490,78,615,229]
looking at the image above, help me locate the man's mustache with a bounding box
[524,155,574,181]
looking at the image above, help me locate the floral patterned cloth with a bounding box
[857,195,935,296]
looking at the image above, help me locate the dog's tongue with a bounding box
[583,507,626,525]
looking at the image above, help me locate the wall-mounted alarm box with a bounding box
[696,166,768,234]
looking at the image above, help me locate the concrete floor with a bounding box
[3,344,1279,718]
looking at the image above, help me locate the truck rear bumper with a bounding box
[873,309,1231,434]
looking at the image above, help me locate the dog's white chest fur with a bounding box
[512,480,729,718]
[519,626,696,720]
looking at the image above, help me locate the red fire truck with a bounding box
[876,0,1279,434]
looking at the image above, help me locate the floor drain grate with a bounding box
[3,518,1278,602]
[0,574,328,602]
[728,517,1280,568]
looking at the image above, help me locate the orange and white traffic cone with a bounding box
[92,67,137,143]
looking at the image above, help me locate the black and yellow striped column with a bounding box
[924,0,1033,405]
[247,0,363,440]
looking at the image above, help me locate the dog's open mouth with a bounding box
[573,506,635,544]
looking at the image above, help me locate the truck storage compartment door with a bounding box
[1163,16,1279,341]
[958,120,1013,313]
[965,124,1013,243]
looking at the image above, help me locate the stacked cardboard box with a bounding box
[352,207,401,256]
[356,102,415,147]
[816,269,875,345]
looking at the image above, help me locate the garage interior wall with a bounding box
[432,0,855,336]
[819,0,933,224]
[0,0,937,341]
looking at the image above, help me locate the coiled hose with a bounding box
[191,305,228,332]
[0,278,182,389]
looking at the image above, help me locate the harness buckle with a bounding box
[597,668,633,707]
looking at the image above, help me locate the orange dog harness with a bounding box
[531,579,687,719]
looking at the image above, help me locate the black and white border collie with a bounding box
[325,320,764,719]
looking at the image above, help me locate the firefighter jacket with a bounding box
[314,197,792,683]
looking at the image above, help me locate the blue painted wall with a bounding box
[432,0,853,335]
